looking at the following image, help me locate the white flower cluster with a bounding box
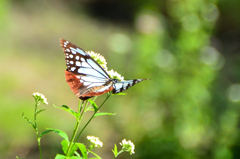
[120,139,135,155]
[32,92,48,105]
[107,69,124,81]
[87,51,124,81]
[87,136,103,148]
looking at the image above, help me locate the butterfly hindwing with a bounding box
[112,79,147,94]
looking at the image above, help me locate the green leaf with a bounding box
[55,154,83,159]
[76,143,87,159]
[16,156,19,159]
[89,150,102,159]
[44,128,69,141]
[112,93,126,96]
[69,156,83,159]
[70,157,83,159]
[22,113,35,129]
[70,143,79,156]
[61,140,69,155]
[55,154,67,159]
[36,109,46,115]
[53,104,79,119]
[94,112,116,118]
[88,99,98,112]
[40,130,52,138]
[112,144,118,157]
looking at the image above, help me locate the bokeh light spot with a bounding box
[108,33,132,54]
[200,46,225,70]
[155,49,176,71]
[202,3,219,22]
[135,11,163,34]
[181,14,200,32]
[227,84,240,102]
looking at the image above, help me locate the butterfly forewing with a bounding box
[60,39,113,100]
[60,39,109,79]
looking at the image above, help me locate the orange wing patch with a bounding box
[65,70,113,100]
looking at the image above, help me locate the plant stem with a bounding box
[114,150,124,158]
[66,93,111,156]
[66,100,86,156]
[34,103,42,159]
[74,93,112,143]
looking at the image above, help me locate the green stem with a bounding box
[66,93,111,156]
[74,93,112,143]
[34,103,42,159]
[66,100,86,156]
[114,150,124,158]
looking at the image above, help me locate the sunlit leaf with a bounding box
[94,112,116,118]
[44,128,69,141]
[112,144,118,157]
[22,113,35,129]
[53,104,79,119]
[61,140,69,155]
[55,154,67,159]
[76,143,87,159]
[88,99,98,112]
[36,109,46,115]
[89,150,102,159]
[112,93,126,96]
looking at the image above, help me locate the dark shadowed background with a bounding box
[1,0,240,158]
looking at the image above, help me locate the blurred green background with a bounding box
[1,0,240,158]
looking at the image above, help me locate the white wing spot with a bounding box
[63,41,69,47]
[71,67,76,71]
[69,54,73,58]
[81,62,90,68]
[80,57,85,62]
[76,56,80,60]
[71,50,76,54]
[76,61,81,66]
[70,61,74,65]
[66,49,70,52]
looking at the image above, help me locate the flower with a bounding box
[87,136,103,149]
[107,69,124,81]
[120,139,135,155]
[87,51,108,71]
[32,92,48,105]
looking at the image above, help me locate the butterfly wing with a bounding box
[112,79,147,94]
[60,39,113,100]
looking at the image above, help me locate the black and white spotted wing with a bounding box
[112,79,146,94]
[60,39,147,100]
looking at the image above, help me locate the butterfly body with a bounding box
[60,39,147,100]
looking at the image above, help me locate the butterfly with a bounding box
[60,39,147,100]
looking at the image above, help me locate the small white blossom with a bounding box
[32,92,48,105]
[87,51,108,71]
[87,136,103,148]
[120,139,135,155]
[107,69,124,81]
